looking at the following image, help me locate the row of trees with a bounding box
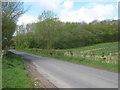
[15,11,118,49]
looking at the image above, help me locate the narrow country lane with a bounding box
[10,50,118,88]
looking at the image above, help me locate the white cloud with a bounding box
[60,3,117,23]
[60,0,74,17]
[17,14,38,25]
[63,0,73,9]
[18,1,117,24]
[113,17,118,20]
[22,0,117,2]
[37,0,62,11]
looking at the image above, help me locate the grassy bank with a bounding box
[16,45,119,72]
[2,51,33,88]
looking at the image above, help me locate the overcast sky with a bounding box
[17,0,118,25]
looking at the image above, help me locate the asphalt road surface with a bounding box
[10,50,118,88]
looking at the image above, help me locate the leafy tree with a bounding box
[2,2,26,50]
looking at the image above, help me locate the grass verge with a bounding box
[2,51,33,88]
[16,49,118,72]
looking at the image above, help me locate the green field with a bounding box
[69,42,118,55]
[2,52,33,88]
[16,42,119,72]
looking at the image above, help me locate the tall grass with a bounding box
[2,52,33,88]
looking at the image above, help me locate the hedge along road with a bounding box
[10,50,118,88]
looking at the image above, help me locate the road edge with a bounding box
[23,59,57,88]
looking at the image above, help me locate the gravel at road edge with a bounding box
[23,59,57,88]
